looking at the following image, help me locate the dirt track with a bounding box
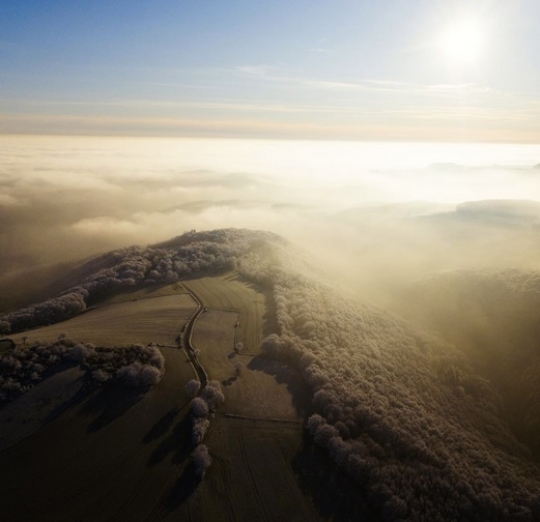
[180,283,208,388]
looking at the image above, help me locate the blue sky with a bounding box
[1,0,539,141]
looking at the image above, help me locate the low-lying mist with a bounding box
[2,135,540,310]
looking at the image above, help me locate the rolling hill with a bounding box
[1,228,540,521]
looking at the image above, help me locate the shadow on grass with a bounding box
[143,406,181,444]
[293,431,378,522]
[40,363,92,423]
[235,274,278,339]
[222,376,238,387]
[76,383,143,433]
[147,413,192,468]
[247,355,312,417]
[161,461,200,512]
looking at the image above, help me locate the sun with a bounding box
[439,17,485,67]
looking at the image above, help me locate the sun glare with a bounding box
[439,17,485,67]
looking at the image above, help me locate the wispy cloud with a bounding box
[2,63,539,141]
[235,65,502,99]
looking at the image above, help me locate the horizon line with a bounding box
[2,131,540,146]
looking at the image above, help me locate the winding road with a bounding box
[179,283,208,388]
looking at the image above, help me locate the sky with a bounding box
[1,0,540,141]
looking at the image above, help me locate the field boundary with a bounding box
[222,413,302,425]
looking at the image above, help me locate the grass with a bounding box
[104,282,189,305]
[193,310,309,419]
[0,274,328,521]
[0,366,85,451]
[0,347,197,522]
[155,415,321,522]
[10,293,198,347]
[184,272,267,352]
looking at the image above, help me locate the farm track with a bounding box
[209,454,236,522]
[180,283,209,388]
[183,274,265,352]
[239,420,269,522]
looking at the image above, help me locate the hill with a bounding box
[1,228,540,521]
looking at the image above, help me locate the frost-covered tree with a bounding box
[0,320,10,337]
[185,379,201,398]
[118,361,162,389]
[192,444,212,480]
[200,380,225,410]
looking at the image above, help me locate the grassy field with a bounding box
[0,274,333,521]
[184,273,267,353]
[0,366,85,451]
[0,347,197,522]
[104,282,189,305]
[10,293,197,347]
[157,415,321,522]
[193,310,309,419]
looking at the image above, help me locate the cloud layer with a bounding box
[1,135,540,313]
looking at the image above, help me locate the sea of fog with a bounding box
[1,134,540,291]
[2,135,540,201]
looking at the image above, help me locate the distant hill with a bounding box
[434,199,540,227]
[334,201,453,223]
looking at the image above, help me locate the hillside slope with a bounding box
[1,228,540,521]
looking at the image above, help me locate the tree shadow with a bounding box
[247,355,312,417]
[147,413,192,468]
[161,461,200,512]
[262,288,278,338]
[41,365,94,423]
[230,272,278,338]
[75,383,143,433]
[293,431,378,522]
[143,406,181,445]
